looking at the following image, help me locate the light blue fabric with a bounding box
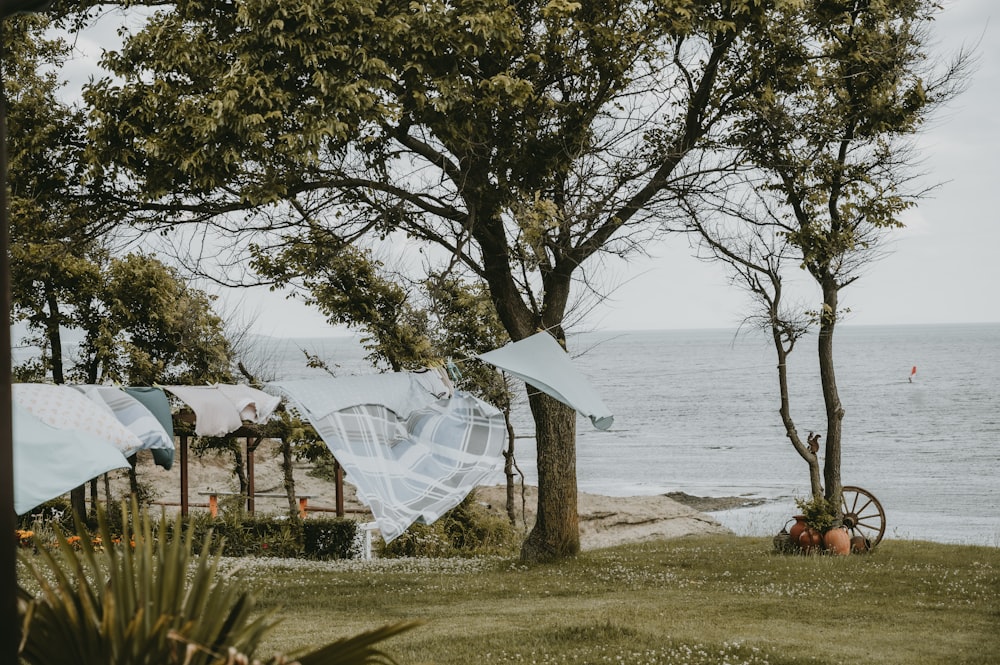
[12,404,131,515]
[266,374,505,542]
[478,331,614,430]
[124,387,175,469]
[75,385,175,469]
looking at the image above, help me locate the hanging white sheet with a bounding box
[12,404,131,515]
[267,373,504,543]
[163,384,282,437]
[477,331,614,430]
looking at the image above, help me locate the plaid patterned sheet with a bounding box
[268,376,505,543]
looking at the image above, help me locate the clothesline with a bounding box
[13,333,616,542]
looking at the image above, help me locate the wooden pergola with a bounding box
[172,412,347,518]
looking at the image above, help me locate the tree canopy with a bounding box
[3,15,233,387]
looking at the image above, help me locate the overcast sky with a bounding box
[58,0,999,338]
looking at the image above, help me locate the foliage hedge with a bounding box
[177,514,360,559]
[20,490,520,559]
[20,498,360,560]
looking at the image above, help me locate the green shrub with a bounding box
[302,518,359,559]
[181,512,358,559]
[17,501,417,664]
[378,491,518,558]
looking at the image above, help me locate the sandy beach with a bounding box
[128,440,747,550]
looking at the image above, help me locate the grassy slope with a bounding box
[231,535,1000,665]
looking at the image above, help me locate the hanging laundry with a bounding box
[267,373,504,543]
[162,384,281,437]
[73,385,175,469]
[477,331,614,430]
[124,386,176,468]
[13,404,131,515]
[13,383,145,456]
[216,384,282,424]
[268,371,451,419]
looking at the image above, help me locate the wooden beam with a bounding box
[180,434,189,517]
[335,459,344,517]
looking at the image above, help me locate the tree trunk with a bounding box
[280,437,299,521]
[88,477,98,519]
[770,321,823,497]
[500,399,520,526]
[45,291,64,384]
[127,454,139,498]
[520,391,579,561]
[818,282,844,505]
[70,486,86,522]
[233,443,248,497]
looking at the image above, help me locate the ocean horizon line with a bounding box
[249,319,1000,342]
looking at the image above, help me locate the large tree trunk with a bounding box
[520,391,579,561]
[818,282,844,505]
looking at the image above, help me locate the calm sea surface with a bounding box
[251,323,1000,546]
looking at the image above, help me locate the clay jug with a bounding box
[823,526,851,555]
[798,527,822,554]
[850,535,870,554]
[787,516,808,548]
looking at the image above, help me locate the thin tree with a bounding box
[685,0,971,508]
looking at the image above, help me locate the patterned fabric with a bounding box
[162,384,281,437]
[478,331,614,430]
[267,375,504,543]
[13,383,144,456]
[269,371,451,418]
[73,385,175,469]
[13,404,130,515]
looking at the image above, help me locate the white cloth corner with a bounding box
[216,384,282,424]
[477,332,614,430]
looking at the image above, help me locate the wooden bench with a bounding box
[198,491,313,519]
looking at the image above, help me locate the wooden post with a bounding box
[246,436,255,515]
[180,434,189,517]
[335,459,344,517]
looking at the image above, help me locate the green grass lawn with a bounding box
[225,534,1000,665]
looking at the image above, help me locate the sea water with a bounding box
[251,323,1000,546]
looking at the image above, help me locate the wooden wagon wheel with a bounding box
[840,485,885,549]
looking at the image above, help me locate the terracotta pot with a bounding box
[823,526,851,555]
[787,515,808,549]
[798,527,822,554]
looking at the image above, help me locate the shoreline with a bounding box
[473,485,734,550]
[130,446,779,549]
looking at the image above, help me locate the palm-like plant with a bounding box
[18,501,416,664]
